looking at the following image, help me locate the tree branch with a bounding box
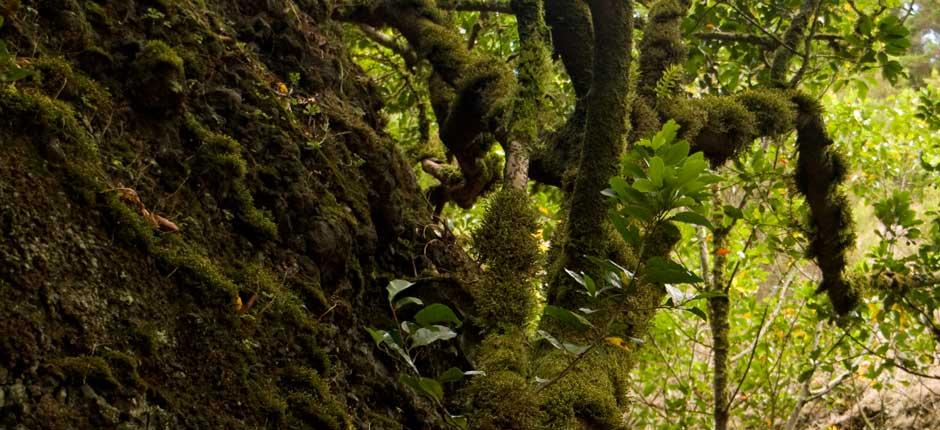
[437,0,512,14]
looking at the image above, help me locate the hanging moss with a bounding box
[791,92,858,314]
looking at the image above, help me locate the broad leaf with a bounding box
[415,303,462,327]
[411,325,458,347]
[670,211,713,229]
[387,279,415,303]
[543,305,593,328]
[645,257,703,284]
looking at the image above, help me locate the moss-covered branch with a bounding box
[562,0,635,263]
[338,0,516,208]
[770,0,821,86]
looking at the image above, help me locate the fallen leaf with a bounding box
[155,214,179,232]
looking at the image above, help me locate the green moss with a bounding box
[471,188,541,327]
[735,89,796,136]
[280,366,350,430]
[791,91,858,314]
[535,347,629,429]
[102,350,146,389]
[30,56,113,113]
[475,330,531,374]
[249,380,288,422]
[154,236,241,308]
[473,188,540,276]
[462,371,543,430]
[47,356,120,390]
[186,115,278,239]
[690,96,759,166]
[637,0,690,98]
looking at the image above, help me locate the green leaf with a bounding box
[678,156,708,184]
[644,257,703,284]
[610,213,640,247]
[437,367,465,384]
[446,415,468,429]
[543,305,593,329]
[661,140,690,165]
[797,368,815,383]
[387,279,415,303]
[722,205,744,219]
[609,176,630,199]
[2,67,32,83]
[415,303,462,327]
[664,284,693,305]
[621,204,655,222]
[400,321,420,334]
[652,119,680,149]
[648,156,666,186]
[366,327,388,345]
[399,374,444,402]
[670,211,713,230]
[562,342,588,355]
[411,325,458,347]
[394,296,423,310]
[633,178,658,193]
[537,329,564,350]
[684,306,708,321]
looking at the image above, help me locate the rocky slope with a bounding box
[0,1,466,428]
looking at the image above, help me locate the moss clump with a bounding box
[30,56,112,114]
[132,40,185,114]
[154,236,241,309]
[279,366,350,430]
[461,371,543,430]
[473,188,541,276]
[475,330,531,374]
[186,115,278,239]
[471,188,541,327]
[47,356,120,390]
[102,350,146,389]
[535,347,628,429]
[690,96,759,166]
[735,89,796,136]
[249,380,288,422]
[637,0,690,98]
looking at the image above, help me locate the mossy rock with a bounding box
[132,40,185,115]
[46,356,120,391]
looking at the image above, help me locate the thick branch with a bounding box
[695,31,842,47]
[562,0,634,260]
[437,0,512,13]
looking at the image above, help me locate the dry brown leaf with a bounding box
[155,215,179,232]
